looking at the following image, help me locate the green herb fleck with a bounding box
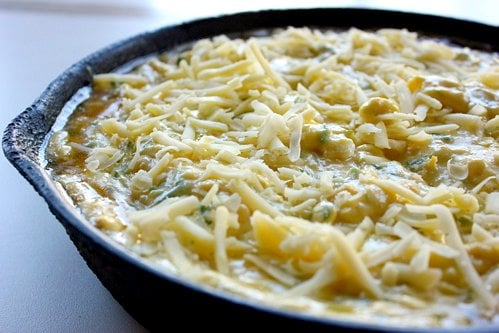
[457,216,473,233]
[432,313,447,321]
[405,155,429,172]
[199,204,213,225]
[200,205,212,214]
[294,96,307,103]
[323,206,332,220]
[347,167,360,179]
[151,180,193,206]
[344,129,354,139]
[441,136,453,143]
[433,134,454,143]
[318,44,336,54]
[319,129,329,144]
[168,180,193,198]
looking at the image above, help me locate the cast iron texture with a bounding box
[3,8,499,332]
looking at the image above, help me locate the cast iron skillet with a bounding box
[3,8,499,332]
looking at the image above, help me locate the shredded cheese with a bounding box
[48,27,499,328]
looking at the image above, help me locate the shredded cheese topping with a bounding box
[47,27,499,328]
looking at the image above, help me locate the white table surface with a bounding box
[0,1,497,331]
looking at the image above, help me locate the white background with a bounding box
[0,1,497,331]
